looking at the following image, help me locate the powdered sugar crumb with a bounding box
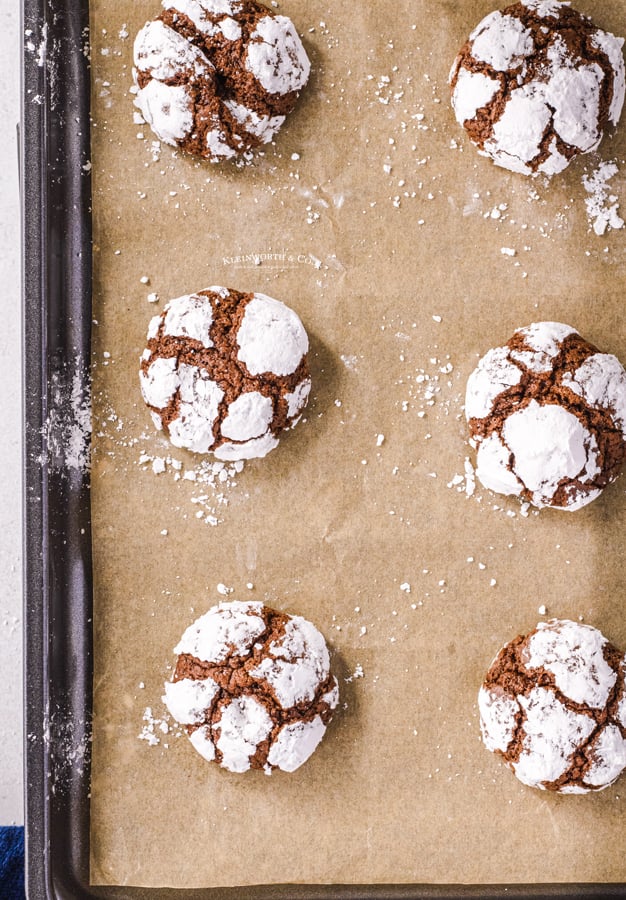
[582,161,624,236]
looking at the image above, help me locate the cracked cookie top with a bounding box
[479,619,626,793]
[140,286,310,461]
[465,321,626,510]
[449,0,625,176]
[133,0,311,161]
[163,600,339,774]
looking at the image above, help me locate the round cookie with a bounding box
[140,286,311,460]
[479,619,626,793]
[133,0,310,161]
[449,0,625,176]
[465,322,626,510]
[163,600,339,773]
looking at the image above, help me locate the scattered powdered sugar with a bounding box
[139,705,179,747]
[582,161,625,236]
[45,360,92,474]
[137,450,244,526]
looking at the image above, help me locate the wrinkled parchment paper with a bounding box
[89,0,626,887]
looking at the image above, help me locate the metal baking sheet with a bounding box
[22,0,626,896]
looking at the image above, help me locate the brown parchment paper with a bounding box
[89,0,626,888]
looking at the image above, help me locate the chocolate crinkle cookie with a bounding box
[163,601,339,773]
[465,322,626,511]
[140,287,310,460]
[133,0,311,161]
[449,0,625,176]
[480,619,626,793]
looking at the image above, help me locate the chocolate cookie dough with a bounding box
[479,619,626,793]
[133,0,310,161]
[140,286,310,460]
[449,0,625,176]
[163,600,339,773]
[465,322,626,510]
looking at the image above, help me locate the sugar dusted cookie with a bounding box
[133,0,310,161]
[465,322,626,510]
[140,286,310,461]
[479,619,626,793]
[449,0,625,176]
[163,601,339,773]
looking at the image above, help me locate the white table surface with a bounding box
[1,0,24,826]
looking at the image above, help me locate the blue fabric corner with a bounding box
[0,827,25,900]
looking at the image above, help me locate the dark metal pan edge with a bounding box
[23,0,93,895]
[20,0,626,897]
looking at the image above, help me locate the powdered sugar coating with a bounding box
[163,293,214,346]
[618,660,626,728]
[515,687,595,787]
[224,100,285,142]
[584,725,626,788]
[592,29,626,125]
[220,391,273,441]
[188,725,216,762]
[140,356,179,409]
[475,432,524,497]
[166,364,225,454]
[525,620,616,708]
[466,322,626,510]
[164,0,240,26]
[480,619,626,792]
[465,346,522,420]
[174,600,266,662]
[450,2,626,176]
[134,19,209,81]
[140,287,310,460]
[216,696,273,773]
[237,294,309,376]
[250,615,332,708]
[562,353,626,438]
[266,716,327,772]
[219,17,242,40]
[133,21,213,146]
[245,15,310,95]
[214,432,279,461]
[163,677,219,724]
[521,0,563,18]
[498,401,600,509]
[134,2,310,161]
[478,687,519,752]
[451,69,499,125]
[285,378,311,419]
[470,12,534,71]
[165,601,338,774]
[510,321,575,372]
[135,80,195,144]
